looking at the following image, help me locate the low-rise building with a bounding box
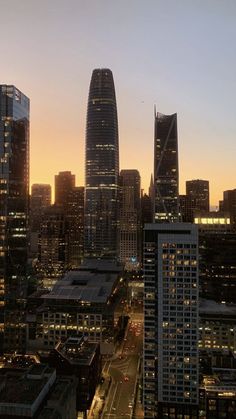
[199,299,236,354]
[49,336,101,413]
[199,352,236,418]
[0,364,77,418]
[27,261,122,354]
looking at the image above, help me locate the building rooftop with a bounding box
[79,258,123,273]
[200,299,236,316]
[38,407,61,419]
[55,336,99,366]
[42,269,119,303]
[0,366,55,405]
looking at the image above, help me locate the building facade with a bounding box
[179,194,194,223]
[119,170,141,270]
[65,186,84,268]
[154,111,179,223]
[27,262,122,355]
[143,223,199,418]
[38,205,67,279]
[31,183,51,207]
[84,68,119,259]
[30,184,51,258]
[197,228,236,303]
[55,171,75,207]
[0,85,29,352]
[186,179,209,218]
[49,336,101,413]
[221,189,236,228]
[30,184,51,231]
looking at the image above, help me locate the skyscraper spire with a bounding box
[84,69,119,259]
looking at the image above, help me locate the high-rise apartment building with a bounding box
[186,179,209,213]
[119,170,141,270]
[55,171,75,207]
[0,85,29,352]
[154,111,179,222]
[143,223,199,418]
[84,68,119,258]
[65,186,84,268]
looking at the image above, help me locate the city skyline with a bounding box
[1,1,236,206]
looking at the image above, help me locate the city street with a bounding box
[101,304,143,419]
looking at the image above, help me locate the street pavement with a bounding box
[101,304,144,419]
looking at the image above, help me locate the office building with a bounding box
[84,68,119,258]
[196,217,236,303]
[199,299,236,353]
[49,336,101,413]
[154,111,179,223]
[199,352,236,418]
[143,223,199,418]
[119,170,141,270]
[65,186,84,268]
[0,85,29,352]
[28,260,122,355]
[194,211,231,233]
[30,184,51,231]
[30,184,51,258]
[141,192,153,226]
[38,205,67,279]
[221,189,236,227]
[31,183,51,207]
[55,171,75,207]
[0,364,77,419]
[179,194,193,223]
[186,179,209,217]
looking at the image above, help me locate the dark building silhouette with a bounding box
[221,189,236,227]
[84,68,119,259]
[30,184,51,232]
[49,336,101,413]
[179,194,193,222]
[154,111,179,222]
[119,170,141,270]
[0,85,29,352]
[186,179,209,218]
[55,171,75,207]
[0,364,77,419]
[38,205,67,278]
[65,186,84,268]
[141,192,153,226]
[140,192,153,266]
[31,183,51,207]
[199,230,236,303]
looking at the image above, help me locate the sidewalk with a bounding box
[133,385,144,418]
[88,374,112,418]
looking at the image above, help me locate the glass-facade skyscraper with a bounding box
[154,111,179,222]
[0,85,29,351]
[85,69,119,258]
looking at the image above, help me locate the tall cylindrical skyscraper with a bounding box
[85,69,119,258]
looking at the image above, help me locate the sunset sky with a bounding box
[1,0,236,206]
